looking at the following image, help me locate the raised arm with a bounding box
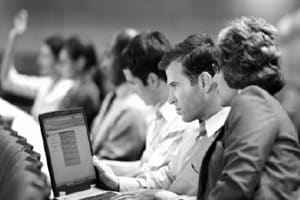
[0,10,46,99]
[1,10,28,88]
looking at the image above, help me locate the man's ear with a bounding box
[147,72,160,88]
[198,72,213,93]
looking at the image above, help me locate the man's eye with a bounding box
[171,85,177,90]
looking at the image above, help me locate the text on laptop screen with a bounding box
[43,112,96,187]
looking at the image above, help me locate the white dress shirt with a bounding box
[139,101,193,173]
[119,107,231,196]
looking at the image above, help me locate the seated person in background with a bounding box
[277,10,300,140]
[58,36,101,129]
[90,28,149,161]
[197,17,300,200]
[93,33,229,199]
[94,31,196,178]
[0,10,73,120]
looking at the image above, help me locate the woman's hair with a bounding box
[64,36,98,72]
[44,35,64,61]
[64,36,106,101]
[218,16,284,95]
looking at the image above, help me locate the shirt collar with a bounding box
[203,107,231,137]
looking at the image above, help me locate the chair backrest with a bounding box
[0,125,50,200]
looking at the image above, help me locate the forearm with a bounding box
[102,160,141,177]
[118,165,174,192]
[1,30,19,87]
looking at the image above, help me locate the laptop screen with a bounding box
[42,111,96,188]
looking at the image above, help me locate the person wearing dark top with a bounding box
[58,36,101,128]
[197,16,300,200]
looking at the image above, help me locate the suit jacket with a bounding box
[198,86,300,200]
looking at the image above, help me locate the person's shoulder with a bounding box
[233,86,272,109]
[239,85,269,99]
[81,80,99,93]
[73,81,99,100]
[228,86,276,121]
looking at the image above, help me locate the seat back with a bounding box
[0,125,50,200]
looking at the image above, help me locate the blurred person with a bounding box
[197,17,300,200]
[93,31,198,180]
[277,10,300,140]
[93,33,230,200]
[90,28,149,161]
[58,36,101,128]
[0,10,73,120]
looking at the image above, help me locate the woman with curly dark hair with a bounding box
[197,17,300,200]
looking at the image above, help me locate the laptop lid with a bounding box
[39,108,99,197]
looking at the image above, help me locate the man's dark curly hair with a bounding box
[121,31,171,85]
[159,33,219,85]
[218,16,284,95]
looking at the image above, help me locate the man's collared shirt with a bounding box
[139,101,191,173]
[119,107,231,195]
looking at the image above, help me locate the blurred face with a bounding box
[57,49,75,79]
[37,44,56,76]
[215,71,238,106]
[166,61,205,122]
[123,69,157,105]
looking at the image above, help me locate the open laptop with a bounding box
[39,108,117,200]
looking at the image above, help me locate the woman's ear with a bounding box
[147,72,160,88]
[198,72,213,93]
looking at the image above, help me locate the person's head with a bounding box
[102,28,138,89]
[38,35,64,76]
[159,34,220,122]
[216,16,284,106]
[59,36,98,79]
[122,31,171,105]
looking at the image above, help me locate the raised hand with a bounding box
[11,9,28,36]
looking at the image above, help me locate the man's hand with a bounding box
[11,10,28,37]
[93,156,120,191]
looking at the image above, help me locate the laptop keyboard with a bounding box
[83,192,118,200]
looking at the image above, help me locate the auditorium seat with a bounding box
[0,124,50,199]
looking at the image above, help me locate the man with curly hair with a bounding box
[197,17,300,200]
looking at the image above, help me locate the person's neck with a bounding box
[52,72,62,81]
[115,83,131,98]
[75,72,90,84]
[154,82,169,108]
[199,95,222,122]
